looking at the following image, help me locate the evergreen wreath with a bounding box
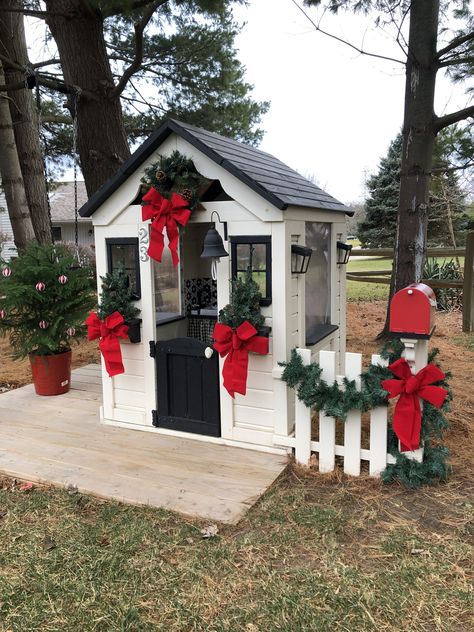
[280,339,452,488]
[141,150,210,211]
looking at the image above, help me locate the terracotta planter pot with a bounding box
[29,350,72,396]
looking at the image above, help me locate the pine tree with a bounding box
[97,269,140,322]
[357,130,471,248]
[357,135,402,248]
[0,242,95,358]
[219,270,265,330]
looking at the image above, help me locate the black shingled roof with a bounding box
[79,119,352,217]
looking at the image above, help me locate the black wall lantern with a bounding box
[291,244,312,274]
[200,211,229,280]
[336,241,352,265]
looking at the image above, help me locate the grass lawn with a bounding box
[347,257,391,301]
[0,474,472,631]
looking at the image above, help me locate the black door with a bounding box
[153,337,221,436]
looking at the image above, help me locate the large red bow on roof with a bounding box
[141,188,191,266]
[213,321,269,398]
[86,311,129,377]
[382,358,448,452]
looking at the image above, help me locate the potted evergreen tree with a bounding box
[0,242,95,395]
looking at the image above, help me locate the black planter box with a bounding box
[126,318,142,343]
[258,326,271,338]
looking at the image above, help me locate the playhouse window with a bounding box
[106,238,141,299]
[230,236,271,306]
[305,223,334,345]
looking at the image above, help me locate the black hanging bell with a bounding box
[200,228,229,259]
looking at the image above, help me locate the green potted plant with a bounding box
[218,269,270,336]
[0,241,95,395]
[96,268,141,342]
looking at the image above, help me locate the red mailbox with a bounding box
[389,283,436,338]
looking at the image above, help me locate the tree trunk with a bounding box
[381,0,440,336]
[0,0,52,244]
[0,64,36,252]
[45,0,131,196]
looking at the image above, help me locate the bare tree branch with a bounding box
[289,0,405,65]
[437,30,474,60]
[111,0,165,97]
[438,55,474,68]
[32,58,61,68]
[433,105,474,133]
[102,0,163,18]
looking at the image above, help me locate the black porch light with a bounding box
[291,244,312,274]
[200,211,229,280]
[336,241,352,265]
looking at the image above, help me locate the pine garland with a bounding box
[141,150,210,211]
[280,340,451,488]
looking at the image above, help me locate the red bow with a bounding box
[142,188,191,266]
[86,311,129,377]
[213,321,269,398]
[382,358,448,452]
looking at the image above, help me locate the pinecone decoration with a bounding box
[155,170,167,182]
[180,188,193,202]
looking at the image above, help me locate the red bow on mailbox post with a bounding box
[382,358,448,452]
[86,311,129,377]
[141,188,191,266]
[213,321,269,398]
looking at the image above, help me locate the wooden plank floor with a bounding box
[0,365,287,523]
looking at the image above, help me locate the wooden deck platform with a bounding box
[0,365,287,523]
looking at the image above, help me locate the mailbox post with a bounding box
[389,283,437,463]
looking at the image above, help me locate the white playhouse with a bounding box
[80,119,353,453]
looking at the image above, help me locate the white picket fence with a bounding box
[291,348,396,477]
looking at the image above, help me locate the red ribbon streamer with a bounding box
[213,321,269,398]
[86,311,129,377]
[142,188,191,266]
[382,358,448,452]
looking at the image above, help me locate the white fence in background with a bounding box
[290,348,396,477]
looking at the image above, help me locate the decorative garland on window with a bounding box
[280,339,452,488]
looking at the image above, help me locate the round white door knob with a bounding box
[204,347,214,359]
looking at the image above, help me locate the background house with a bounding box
[0,181,92,260]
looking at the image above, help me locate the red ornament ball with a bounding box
[66,327,76,337]
[39,320,48,329]
[2,267,11,277]
[58,275,68,284]
[0,309,5,319]
[36,282,46,292]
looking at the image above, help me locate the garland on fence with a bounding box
[279,339,452,488]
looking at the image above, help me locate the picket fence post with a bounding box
[318,350,336,473]
[294,348,312,466]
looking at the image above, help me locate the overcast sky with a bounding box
[233,1,471,204]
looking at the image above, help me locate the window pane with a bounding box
[305,223,331,340]
[154,238,180,315]
[237,268,266,296]
[110,243,138,296]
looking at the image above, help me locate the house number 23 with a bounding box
[139,227,149,262]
